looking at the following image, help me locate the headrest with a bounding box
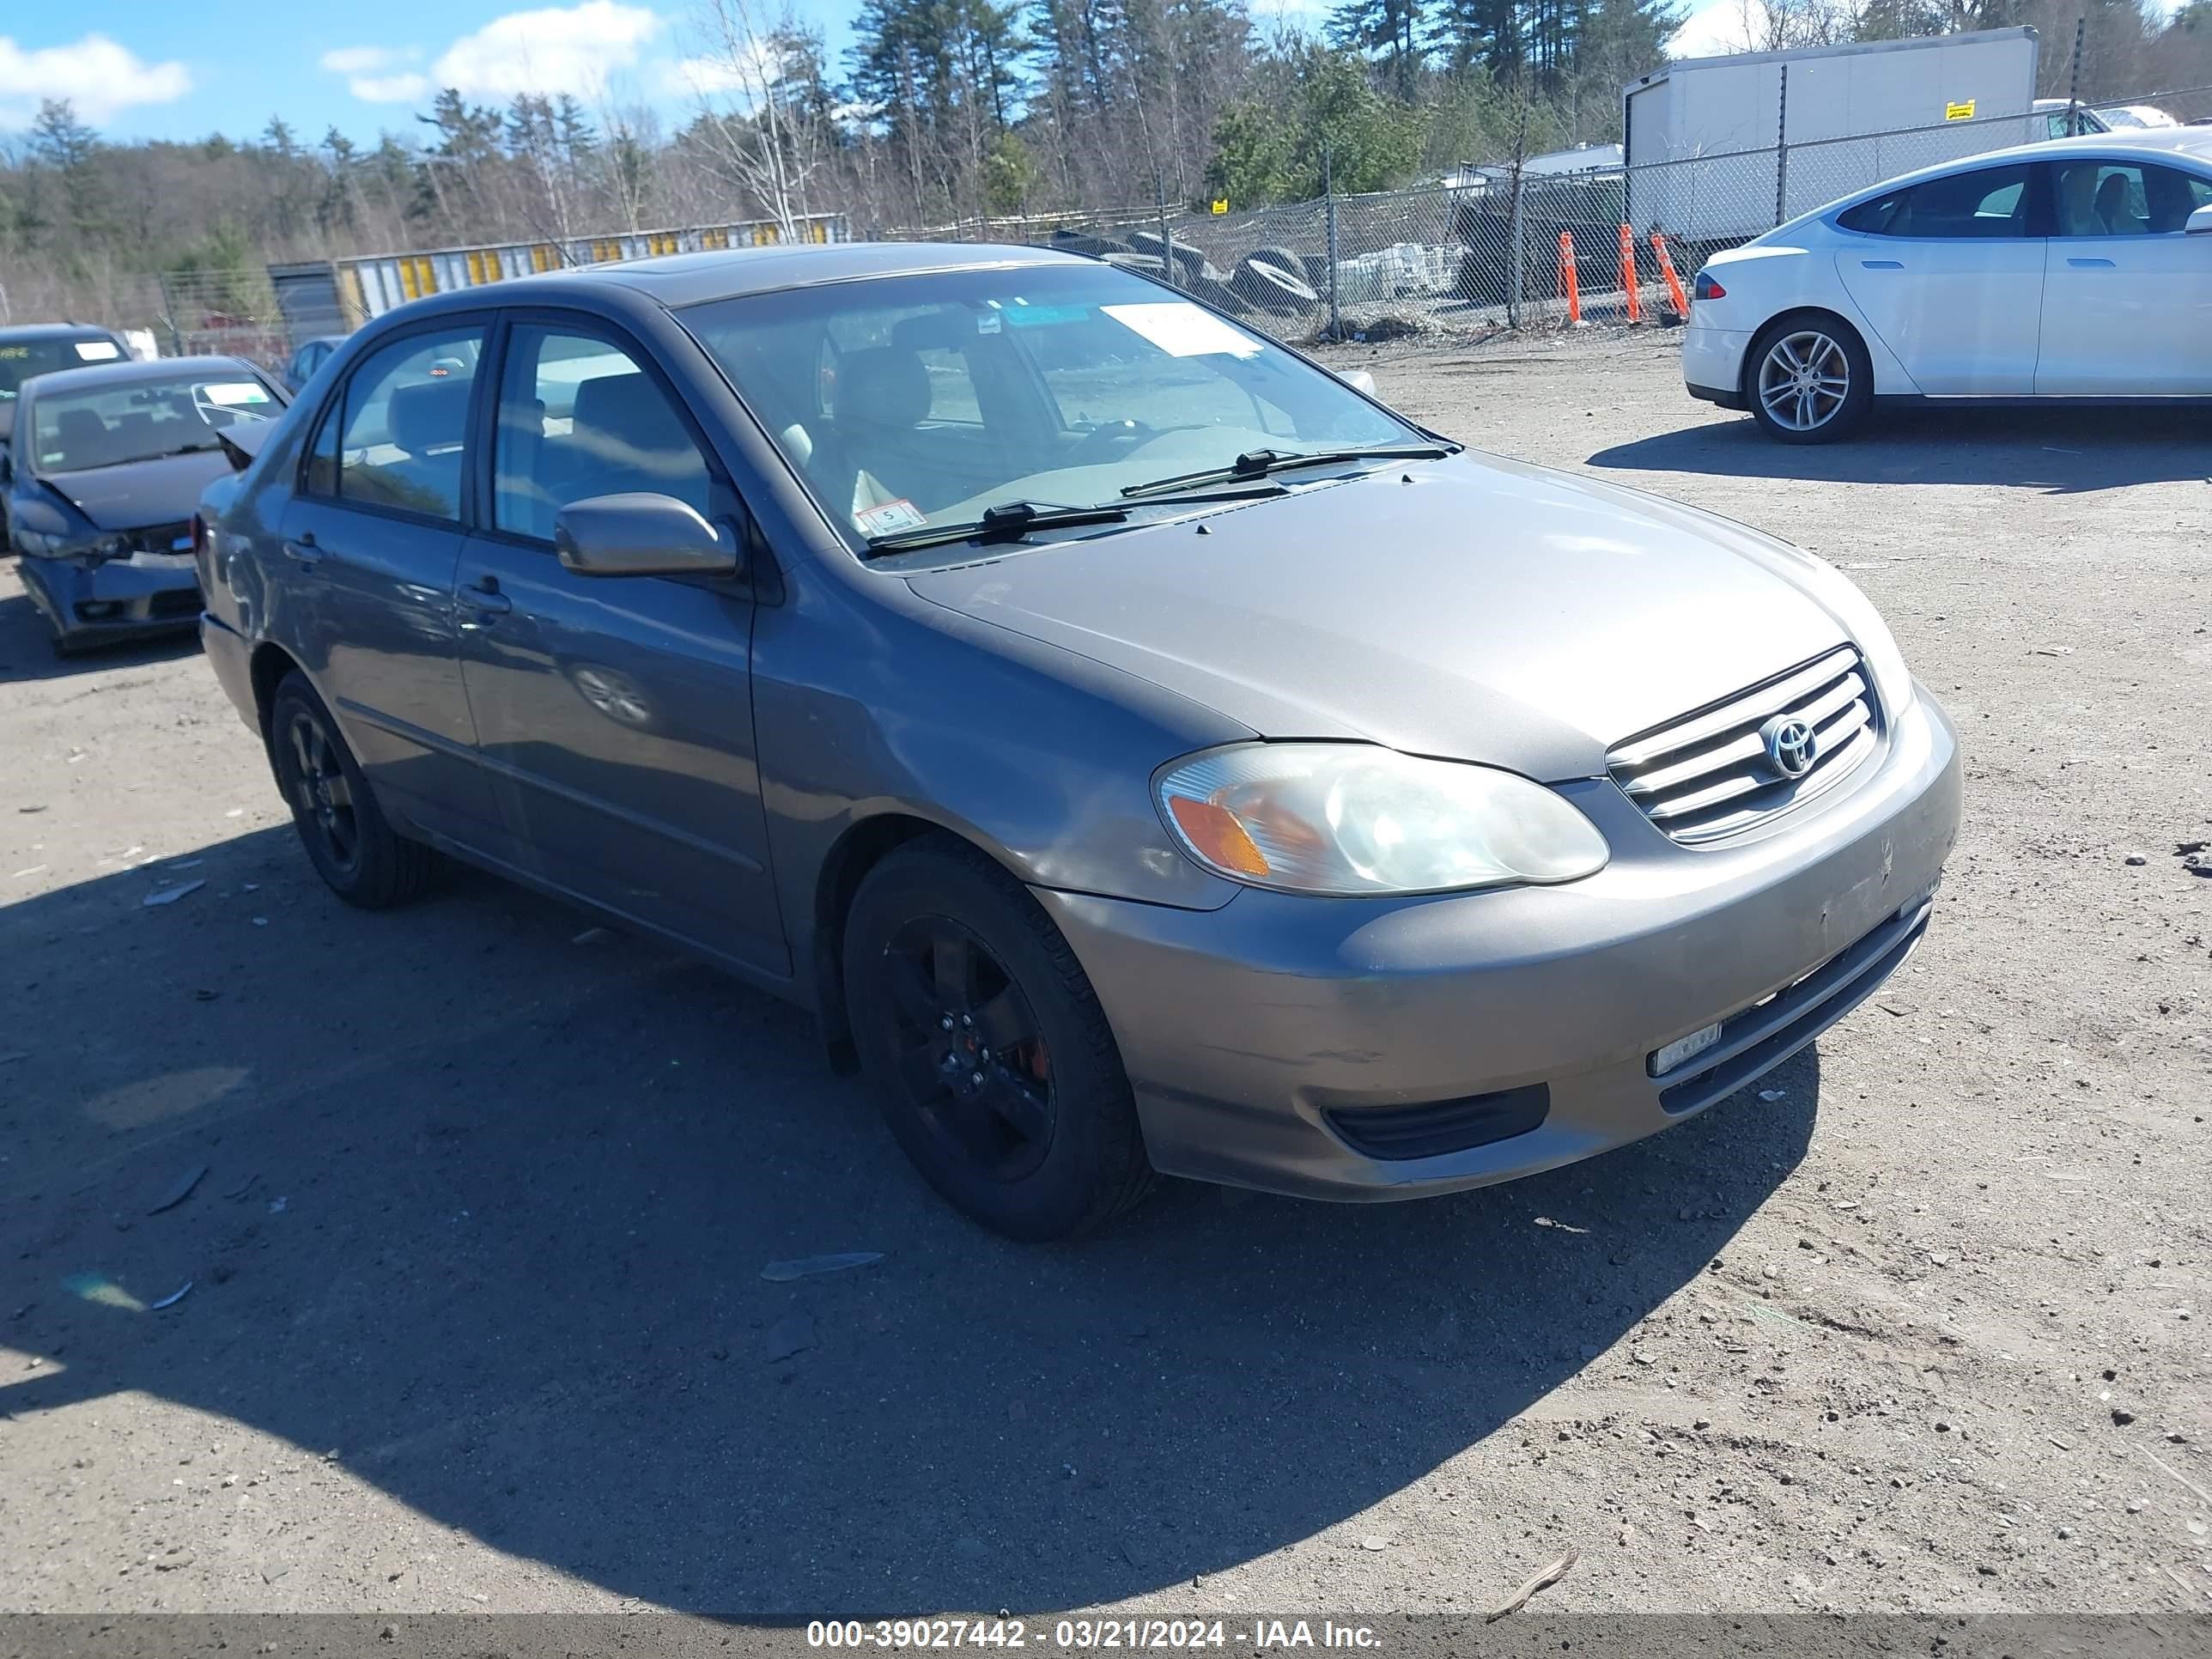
[55,409,109,454]
[839,348,931,430]
[388,380,471,454]
[571,372,690,454]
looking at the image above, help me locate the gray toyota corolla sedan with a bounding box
[196,243,1960,1240]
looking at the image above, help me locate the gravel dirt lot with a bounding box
[1,329,2207,1621]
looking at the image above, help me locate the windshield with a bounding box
[27,372,280,473]
[680,262,1421,548]
[0,334,125,402]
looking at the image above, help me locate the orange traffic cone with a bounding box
[1557,232,1582,327]
[1617,224,1643,325]
[1651,232,1690,322]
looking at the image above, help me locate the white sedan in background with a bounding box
[1683,128,2212,441]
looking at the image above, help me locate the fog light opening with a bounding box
[76,600,123,621]
[1650,1021,1723,1079]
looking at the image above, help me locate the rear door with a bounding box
[278,319,501,844]
[454,313,787,975]
[2036,156,2212,394]
[1834,161,2045,394]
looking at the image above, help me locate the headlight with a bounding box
[1790,555,1916,718]
[15,529,126,561]
[1156,744,1609,896]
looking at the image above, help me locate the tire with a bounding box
[843,835,1153,1241]
[268,672,436,908]
[1231,252,1319,311]
[1745,313,1873,443]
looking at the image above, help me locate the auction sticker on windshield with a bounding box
[1101,302,1262,359]
[202,382,271,406]
[855,498,928,536]
[74,341,122,362]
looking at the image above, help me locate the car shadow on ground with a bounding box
[2,827,1819,1613]
[1589,404,2210,493]
[0,589,200,684]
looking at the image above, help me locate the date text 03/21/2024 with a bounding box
[805,1621,1383,1651]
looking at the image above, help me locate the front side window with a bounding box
[1838,165,2033,239]
[492,325,715,543]
[2054,161,2212,235]
[681,262,1418,548]
[333,326,484,520]
[25,369,280,474]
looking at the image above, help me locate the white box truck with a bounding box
[1625,28,2045,246]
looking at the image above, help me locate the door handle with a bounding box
[460,575,512,628]
[281,535,320,570]
[1859,259,1905,270]
[2066,257,2116,268]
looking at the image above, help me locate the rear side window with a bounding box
[302,402,339,496]
[331,326,485,520]
[1838,165,2033,238]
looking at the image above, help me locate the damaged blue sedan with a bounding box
[4,356,285,654]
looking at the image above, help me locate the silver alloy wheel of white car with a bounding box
[1756,329,1852,433]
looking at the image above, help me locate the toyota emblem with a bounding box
[1765,717,1818,779]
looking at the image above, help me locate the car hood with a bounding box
[906,453,1854,781]
[40,451,234,531]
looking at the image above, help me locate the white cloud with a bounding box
[1669,0,1758,58]
[319,45,412,76]
[0,32,191,124]
[432,2,663,100]
[662,40,781,103]
[319,44,431,102]
[354,72,434,102]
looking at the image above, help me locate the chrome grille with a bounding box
[1607,647,1880,845]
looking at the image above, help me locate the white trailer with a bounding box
[1625,29,2044,245]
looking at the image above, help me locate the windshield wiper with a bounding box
[1119,444,1455,501]
[864,499,1129,556]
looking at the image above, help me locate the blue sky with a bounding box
[9,0,1746,148]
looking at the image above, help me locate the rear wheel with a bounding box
[1746,314,1872,443]
[269,673,435,908]
[843,836,1152,1241]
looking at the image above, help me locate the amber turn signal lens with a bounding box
[1166,795,1270,878]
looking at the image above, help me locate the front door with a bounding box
[2036,156,2212,395]
[456,317,787,976]
[279,320,499,844]
[1834,161,2045,395]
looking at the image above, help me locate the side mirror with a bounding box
[1339,368,1379,397]
[2187,204,2212,235]
[554,493,740,579]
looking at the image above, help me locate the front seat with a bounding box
[2094,173,2136,235]
[52,408,112,469]
[823,348,937,519]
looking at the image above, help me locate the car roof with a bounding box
[0,322,124,343]
[436,240,1091,311]
[20,355,267,398]
[1824,125,2212,207]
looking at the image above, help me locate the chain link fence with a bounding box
[12,82,2209,362]
[974,83,2212,345]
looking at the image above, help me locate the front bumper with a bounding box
[17,550,202,648]
[1036,692,1960,1200]
[1683,325,1753,410]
